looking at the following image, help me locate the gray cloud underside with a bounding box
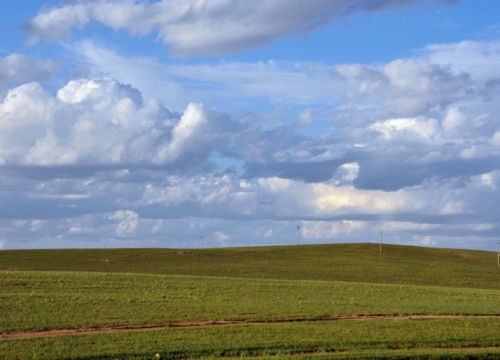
[25,0,453,57]
[0,54,58,96]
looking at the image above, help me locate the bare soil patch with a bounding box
[1,314,499,340]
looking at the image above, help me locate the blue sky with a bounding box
[1,0,500,251]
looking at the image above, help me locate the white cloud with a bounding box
[72,41,342,111]
[111,210,139,235]
[26,0,445,57]
[0,83,54,164]
[381,221,438,232]
[416,235,437,247]
[71,38,498,122]
[0,54,57,88]
[334,55,473,118]
[296,108,314,127]
[156,102,208,163]
[25,2,91,42]
[302,220,364,239]
[68,227,83,234]
[214,231,229,242]
[339,163,359,182]
[128,173,438,221]
[0,239,4,249]
[423,40,500,82]
[442,106,466,136]
[0,78,238,167]
[252,177,426,219]
[369,117,440,142]
[27,193,89,200]
[1,166,498,249]
[30,220,45,232]
[57,77,140,106]
[330,163,360,185]
[311,183,421,215]
[139,175,257,217]
[385,61,469,115]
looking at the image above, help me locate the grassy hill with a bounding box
[0,243,499,359]
[1,243,498,289]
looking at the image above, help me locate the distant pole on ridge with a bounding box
[497,240,499,267]
[379,231,383,253]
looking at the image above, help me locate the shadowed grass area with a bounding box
[1,243,498,289]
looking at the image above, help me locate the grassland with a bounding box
[0,243,499,359]
[1,243,498,288]
[2,319,499,359]
[1,271,499,333]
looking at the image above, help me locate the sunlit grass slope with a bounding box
[2,319,499,360]
[1,243,498,289]
[0,243,499,359]
[2,271,499,333]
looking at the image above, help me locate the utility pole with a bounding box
[379,231,383,253]
[497,241,499,267]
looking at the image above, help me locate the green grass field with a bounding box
[1,243,498,288]
[0,243,499,359]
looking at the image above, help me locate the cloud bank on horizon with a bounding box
[1,0,500,250]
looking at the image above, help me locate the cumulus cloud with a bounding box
[334,58,472,118]
[26,0,451,57]
[0,83,55,164]
[1,166,498,249]
[4,38,500,189]
[0,78,240,167]
[157,102,208,163]
[127,173,473,226]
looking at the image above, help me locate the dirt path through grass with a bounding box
[2,314,499,340]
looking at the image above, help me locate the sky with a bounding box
[1,0,500,251]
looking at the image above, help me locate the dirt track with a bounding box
[2,314,499,340]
